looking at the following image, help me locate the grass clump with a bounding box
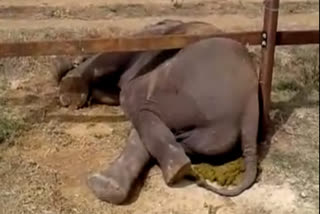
[0,109,24,144]
[274,46,319,92]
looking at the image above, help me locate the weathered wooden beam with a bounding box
[0,30,318,58]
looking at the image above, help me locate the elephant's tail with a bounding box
[196,157,257,197]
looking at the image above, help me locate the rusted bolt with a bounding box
[262,40,267,47]
[262,32,267,39]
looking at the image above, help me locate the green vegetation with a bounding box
[0,88,25,143]
[0,111,23,144]
[274,46,319,92]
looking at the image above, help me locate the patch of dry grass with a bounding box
[266,45,319,209]
[0,106,26,144]
[273,45,319,92]
[270,45,319,131]
[0,74,25,144]
[0,153,79,214]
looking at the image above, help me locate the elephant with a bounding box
[53,19,223,109]
[51,20,259,204]
[86,37,260,204]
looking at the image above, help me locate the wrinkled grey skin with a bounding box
[54,20,222,109]
[87,37,260,204]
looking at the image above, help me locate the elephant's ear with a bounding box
[51,55,92,85]
[51,56,74,84]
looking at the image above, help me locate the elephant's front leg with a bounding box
[135,111,192,185]
[87,128,150,204]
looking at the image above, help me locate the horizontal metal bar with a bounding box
[0,30,318,57]
[276,30,319,45]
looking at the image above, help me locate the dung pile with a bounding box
[191,158,245,186]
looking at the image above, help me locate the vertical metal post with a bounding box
[259,0,279,141]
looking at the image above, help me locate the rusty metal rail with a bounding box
[0,30,318,57]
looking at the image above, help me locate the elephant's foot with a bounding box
[87,173,128,205]
[88,129,150,204]
[162,154,192,185]
[91,88,120,106]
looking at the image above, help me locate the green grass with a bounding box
[274,80,301,92]
[0,70,23,143]
[0,112,23,144]
[0,88,25,143]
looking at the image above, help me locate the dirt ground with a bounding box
[0,0,319,214]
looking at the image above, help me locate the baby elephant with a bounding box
[87,37,260,204]
[53,19,222,109]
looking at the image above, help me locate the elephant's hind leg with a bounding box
[87,128,150,204]
[135,111,191,185]
[197,92,259,196]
